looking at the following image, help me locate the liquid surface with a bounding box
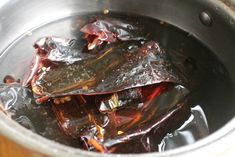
[0,12,234,153]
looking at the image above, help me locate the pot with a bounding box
[0,0,235,156]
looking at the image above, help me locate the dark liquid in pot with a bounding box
[0,12,234,153]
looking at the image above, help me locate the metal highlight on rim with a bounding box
[0,0,235,156]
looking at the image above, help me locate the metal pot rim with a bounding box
[0,0,235,156]
[1,112,235,157]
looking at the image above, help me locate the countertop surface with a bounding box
[0,135,46,157]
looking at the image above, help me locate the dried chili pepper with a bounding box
[29,39,185,98]
[80,18,146,50]
[51,83,190,153]
[20,17,191,154]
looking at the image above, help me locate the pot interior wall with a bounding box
[0,0,235,154]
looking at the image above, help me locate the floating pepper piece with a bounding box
[51,83,190,153]
[0,84,83,147]
[80,18,146,50]
[104,97,190,153]
[29,40,185,98]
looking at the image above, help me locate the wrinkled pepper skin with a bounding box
[51,83,190,153]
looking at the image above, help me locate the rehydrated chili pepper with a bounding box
[29,40,185,98]
[80,18,146,50]
[21,16,191,154]
[51,83,190,153]
[103,97,190,153]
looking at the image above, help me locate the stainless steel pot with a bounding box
[0,0,235,156]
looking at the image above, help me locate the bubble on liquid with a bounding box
[103,9,110,15]
[142,63,148,68]
[127,45,139,53]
